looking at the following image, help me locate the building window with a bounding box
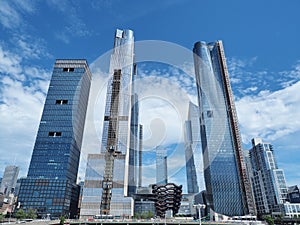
[55,100,68,104]
[48,132,62,137]
[207,110,213,118]
[63,68,74,72]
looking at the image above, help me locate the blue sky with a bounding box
[0,0,300,191]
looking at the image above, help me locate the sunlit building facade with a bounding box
[17,60,91,218]
[193,41,255,216]
[80,154,134,218]
[249,138,288,217]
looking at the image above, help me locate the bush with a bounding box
[27,208,37,219]
[60,216,65,225]
[134,211,154,219]
[15,209,26,220]
[263,215,274,225]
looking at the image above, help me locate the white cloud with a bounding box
[0,46,23,79]
[279,62,300,88]
[14,1,36,14]
[0,44,51,177]
[236,81,300,143]
[242,86,258,94]
[0,1,36,29]
[230,77,241,84]
[0,76,48,177]
[24,66,51,81]
[15,36,50,60]
[228,58,300,101]
[0,1,21,29]
[135,74,192,148]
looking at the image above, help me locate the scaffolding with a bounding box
[217,41,256,216]
[138,124,143,188]
[100,69,122,215]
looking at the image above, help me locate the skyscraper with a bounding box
[156,147,168,185]
[100,28,136,216]
[249,138,288,217]
[17,59,91,218]
[193,41,255,216]
[80,29,137,218]
[0,165,19,196]
[184,101,205,194]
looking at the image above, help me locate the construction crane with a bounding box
[217,41,256,216]
[100,69,122,215]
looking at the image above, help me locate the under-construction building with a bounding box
[193,41,256,217]
[80,29,142,218]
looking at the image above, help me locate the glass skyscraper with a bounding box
[249,138,288,217]
[80,29,138,218]
[17,59,91,218]
[184,101,205,194]
[193,41,255,216]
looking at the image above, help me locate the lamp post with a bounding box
[193,204,206,225]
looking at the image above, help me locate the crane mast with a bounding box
[100,69,122,215]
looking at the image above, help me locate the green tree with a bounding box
[263,215,274,225]
[140,211,154,219]
[15,209,26,220]
[146,211,154,219]
[0,213,4,223]
[134,211,154,219]
[26,208,37,219]
[60,216,65,225]
[141,212,147,219]
[134,212,141,219]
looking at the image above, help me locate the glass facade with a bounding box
[193,41,250,216]
[80,154,104,217]
[184,102,205,194]
[100,29,135,157]
[80,29,136,218]
[80,155,134,218]
[17,60,91,218]
[156,147,168,185]
[128,93,139,196]
[284,203,300,218]
[249,138,288,216]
